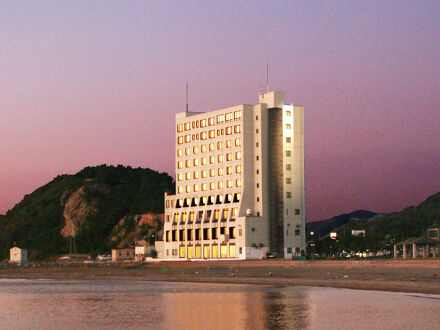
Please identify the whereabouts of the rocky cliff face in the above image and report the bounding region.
[110,213,164,248]
[61,181,109,238]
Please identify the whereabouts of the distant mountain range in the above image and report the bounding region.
[306,210,382,241]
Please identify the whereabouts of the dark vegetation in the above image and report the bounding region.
[312,192,440,256]
[0,165,174,260]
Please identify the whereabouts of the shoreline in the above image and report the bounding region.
[2,259,440,295]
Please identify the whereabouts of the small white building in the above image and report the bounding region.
[351,230,366,237]
[9,247,28,264]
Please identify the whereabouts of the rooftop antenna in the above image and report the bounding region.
[186,82,189,113]
[266,63,269,94]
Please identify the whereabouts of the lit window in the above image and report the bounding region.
[209,143,214,151]
[226,126,232,135]
[232,208,238,216]
[193,158,199,166]
[177,124,183,132]
[201,157,207,165]
[226,167,233,174]
[184,148,190,156]
[286,137,291,143]
[218,181,224,189]
[225,113,231,122]
[177,161,183,169]
[285,110,291,116]
[193,146,198,154]
[194,184,199,192]
[185,135,191,143]
[194,171,199,179]
[210,169,215,177]
[234,110,242,119]
[201,132,207,140]
[226,153,232,161]
[201,144,207,153]
[236,179,242,187]
[208,117,215,126]
[209,130,215,138]
[178,186,183,194]
[202,183,207,191]
[285,124,291,130]
[218,168,224,176]
[177,149,183,157]
[217,114,225,123]
[209,156,215,164]
[234,125,241,133]
[235,151,242,160]
[218,154,224,163]
[235,138,241,146]
[186,172,191,180]
[192,121,196,129]
[210,182,215,190]
[184,122,191,131]
[201,119,207,127]
[202,170,207,178]
[227,180,232,188]
[186,185,191,193]
[178,136,183,144]
[217,141,223,150]
[226,140,232,148]
[223,209,229,219]
[177,173,183,181]
[185,160,191,168]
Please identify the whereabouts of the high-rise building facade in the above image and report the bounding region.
[161,91,305,259]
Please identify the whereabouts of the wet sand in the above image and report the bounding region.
[1,259,440,294]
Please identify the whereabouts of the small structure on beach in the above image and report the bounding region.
[9,247,28,264]
[394,227,440,259]
[111,248,134,262]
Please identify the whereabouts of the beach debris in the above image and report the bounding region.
[343,275,349,278]
[268,272,273,276]
[195,271,198,274]
[433,273,438,278]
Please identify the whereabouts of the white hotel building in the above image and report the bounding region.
[161,91,305,259]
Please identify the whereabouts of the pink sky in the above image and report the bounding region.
[1,1,439,221]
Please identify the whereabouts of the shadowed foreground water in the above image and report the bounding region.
[0,279,439,329]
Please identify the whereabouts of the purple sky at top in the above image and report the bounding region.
[0,1,439,221]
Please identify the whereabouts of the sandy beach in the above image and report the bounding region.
[1,259,440,294]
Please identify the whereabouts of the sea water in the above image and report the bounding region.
[0,279,439,329]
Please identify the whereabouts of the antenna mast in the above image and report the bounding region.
[266,63,269,93]
[186,82,188,113]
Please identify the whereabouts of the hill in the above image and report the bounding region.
[313,192,440,255]
[307,210,380,240]
[0,165,174,260]
[341,191,440,241]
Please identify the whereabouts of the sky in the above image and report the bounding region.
[0,1,439,221]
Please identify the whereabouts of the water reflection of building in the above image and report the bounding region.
[161,287,309,329]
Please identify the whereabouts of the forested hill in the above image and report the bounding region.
[341,191,440,242]
[0,165,174,260]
